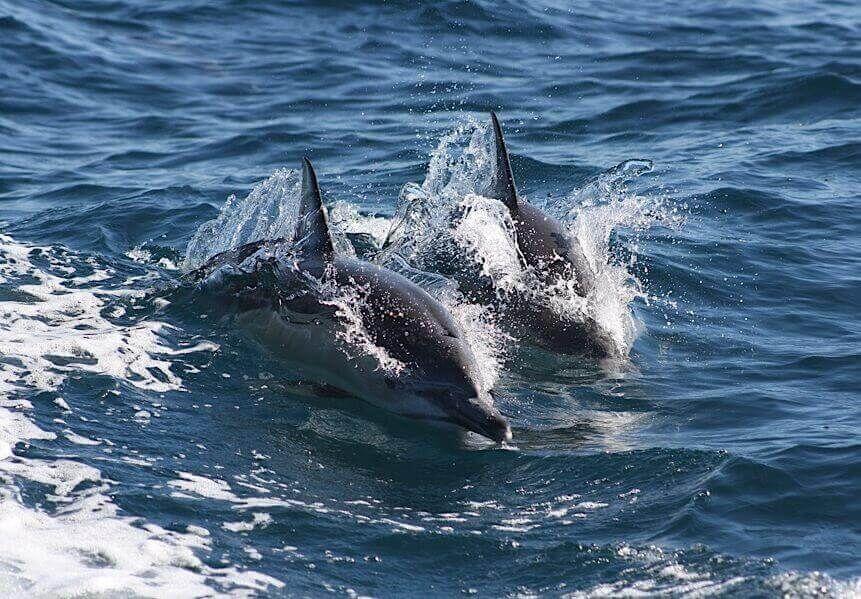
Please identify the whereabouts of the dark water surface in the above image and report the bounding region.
[0,0,859,596]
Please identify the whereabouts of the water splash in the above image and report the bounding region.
[452,193,524,293]
[380,116,501,265]
[327,201,390,253]
[442,296,510,392]
[323,284,407,377]
[184,168,301,270]
[379,117,680,359]
[184,168,359,270]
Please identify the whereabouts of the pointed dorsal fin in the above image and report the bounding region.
[296,157,334,261]
[489,111,519,213]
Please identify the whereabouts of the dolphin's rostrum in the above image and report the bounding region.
[190,158,511,444]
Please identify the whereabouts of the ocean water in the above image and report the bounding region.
[1,0,859,596]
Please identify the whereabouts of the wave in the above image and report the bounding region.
[763,141,861,168]
[720,72,861,123]
[0,234,283,595]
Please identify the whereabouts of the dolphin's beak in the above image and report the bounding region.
[449,395,512,444]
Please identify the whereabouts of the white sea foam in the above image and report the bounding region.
[126,245,181,271]
[0,235,194,395]
[223,512,273,533]
[0,413,281,596]
[0,482,283,598]
[169,471,240,502]
[567,544,859,599]
[0,235,278,596]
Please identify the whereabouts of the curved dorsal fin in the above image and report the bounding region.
[489,111,519,213]
[296,157,334,261]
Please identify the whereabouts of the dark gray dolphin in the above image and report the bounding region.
[489,112,594,296]
[191,159,511,444]
[485,112,613,357]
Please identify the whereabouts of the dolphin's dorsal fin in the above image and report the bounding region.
[296,157,334,261]
[489,111,519,213]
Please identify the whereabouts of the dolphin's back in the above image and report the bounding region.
[514,202,593,292]
[334,257,460,336]
[515,202,572,274]
[192,247,478,383]
[332,256,479,384]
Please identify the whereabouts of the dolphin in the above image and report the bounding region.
[485,111,612,356]
[489,112,593,295]
[189,158,511,444]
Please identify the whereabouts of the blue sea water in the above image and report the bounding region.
[0,0,859,596]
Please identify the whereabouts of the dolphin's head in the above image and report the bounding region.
[432,388,511,444]
[334,257,512,444]
[393,356,512,444]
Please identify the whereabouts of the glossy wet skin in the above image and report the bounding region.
[191,244,511,444]
[512,201,594,296]
[505,292,610,358]
[504,202,614,357]
[332,256,511,443]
